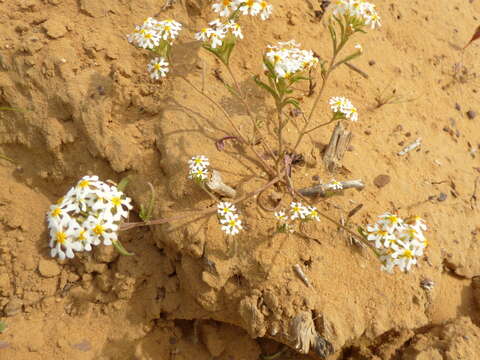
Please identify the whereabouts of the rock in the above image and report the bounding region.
[38,259,61,277]
[200,323,226,357]
[42,19,67,39]
[0,273,11,296]
[373,174,391,188]
[437,192,448,201]
[94,245,118,263]
[79,0,107,18]
[467,110,477,119]
[3,298,23,317]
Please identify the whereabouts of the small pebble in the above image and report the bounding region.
[364,129,372,135]
[466,110,477,119]
[368,60,376,66]
[373,174,391,188]
[455,103,461,111]
[438,192,448,201]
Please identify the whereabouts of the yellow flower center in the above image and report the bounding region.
[388,215,398,224]
[154,63,162,71]
[223,0,231,5]
[56,232,67,244]
[78,230,86,241]
[229,220,236,226]
[51,207,62,217]
[112,197,122,206]
[145,33,152,39]
[261,1,267,9]
[246,0,254,6]
[93,225,105,236]
[79,180,90,188]
[401,250,413,259]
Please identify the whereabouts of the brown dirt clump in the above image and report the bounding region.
[1,0,480,359]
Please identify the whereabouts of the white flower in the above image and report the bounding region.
[195,27,211,42]
[328,179,343,190]
[329,96,358,121]
[366,224,396,249]
[188,155,210,170]
[239,0,261,16]
[217,202,237,217]
[305,206,320,222]
[85,216,119,246]
[189,167,209,182]
[212,0,240,17]
[378,213,404,232]
[49,217,83,260]
[274,210,288,222]
[225,20,243,39]
[147,57,169,80]
[355,43,363,52]
[390,240,423,272]
[158,19,182,42]
[290,202,308,220]
[405,215,427,232]
[258,1,273,20]
[329,96,348,113]
[220,213,243,235]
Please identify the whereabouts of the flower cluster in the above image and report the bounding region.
[217,202,243,235]
[365,214,428,273]
[188,155,210,182]
[47,176,132,260]
[329,96,358,122]
[195,19,243,49]
[264,40,319,80]
[331,0,381,29]
[127,18,182,80]
[127,18,182,49]
[212,0,273,20]
[274,201,320,232]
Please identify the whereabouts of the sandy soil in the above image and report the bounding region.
[1,0,480,359]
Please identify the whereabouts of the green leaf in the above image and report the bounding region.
[333,51,361,70]
[253,75,279,101]
[112,240,135,256]
[117,176,130,192]
[224,82,240,98]
[282,98,300,109]
[0,321,7,333]
[139,182,156,222]
[0,107,26,112]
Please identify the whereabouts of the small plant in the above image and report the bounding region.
[47,1,430,275]
[0,320,7,333]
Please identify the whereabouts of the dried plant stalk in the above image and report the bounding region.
[298,179,365,197]
[206,170,237,198]
[323,121,352,172]
[290,311,334,358]
[398,138,422,156]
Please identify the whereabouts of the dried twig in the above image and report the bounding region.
[345,62,368,79]
[298,179,365,197]
[398,138,422,156]
[323,121,352,172]
[293,264,311,288]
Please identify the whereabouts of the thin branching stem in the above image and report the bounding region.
[224,64,278,164]
[180,75,275,176]
[120,174,283,231]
